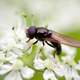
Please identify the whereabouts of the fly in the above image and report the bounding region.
[26,26,80,55]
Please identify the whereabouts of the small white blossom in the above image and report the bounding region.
[0,59,35,80]
[43,57,65,77]
[5,71,22,80]
[34,54,45,70]
[43,70,57,80]
[0,25,35,80]
[33,46,80,80]
[21,66,35,79]
[0,64,12,75]
[0,52,6,65]
[75,61,80,70]
[0,48,23,65]
[63,64,80,80]
[34,54,64,79]
[62,45,76,55]
[61,55,76,66]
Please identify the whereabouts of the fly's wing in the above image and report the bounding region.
[48,31,80,48]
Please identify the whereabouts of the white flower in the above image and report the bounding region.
[5,67,35,80]
[5,71,22,80]
[34,50,80,80]
[21,66,34,79]
[43,57,64,77]
[0,48,23,65]
[62,45,76,55]
[0,59,35,80]
[0,20,36,80]
[61,55,76,66]
[62,45,77,65]
[33,54,45,70]
[0,25,30,63]
[43,70,57,80]
[0,35,16,51]
[75,61,80,70]
[0,64,12,75]
[0,52,6,65]
[63,64,80,80]
[34,54,64,79]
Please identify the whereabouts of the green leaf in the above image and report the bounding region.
[32,71,43,80]
[21,45,38,67]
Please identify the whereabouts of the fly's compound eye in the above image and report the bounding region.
[26,26,37,39]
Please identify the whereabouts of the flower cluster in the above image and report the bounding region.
[34,44,80,80]
[0,24,80,80]
[0,26,35,80]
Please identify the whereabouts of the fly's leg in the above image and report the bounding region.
[26,39,38,45]
[33,40,45,53]
[42,41,45,46]
[26,39,31,43]
[45,41,55,47]
[45,41,56,57]
[45,41,61,56]
[26,39,38,52]
[33,40,38,45]
[38,41,45,53]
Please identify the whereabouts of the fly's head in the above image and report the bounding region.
[26,26,37,39]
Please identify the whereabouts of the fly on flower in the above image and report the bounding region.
[26,26,80,55]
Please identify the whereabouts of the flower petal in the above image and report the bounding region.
[6,51,18,62]
[33,54,45,70]
[54,64,65,77]
[74,76,80,80]
[11,48,23,57]
[4,71,22,80]
[63,65,77,80]
[21,67,35,79]
[62,45,76,55]
[75,61,80,70]
[0,53,6,63]
[0,64,12,75]
[43,70,57,80]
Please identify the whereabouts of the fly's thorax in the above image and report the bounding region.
[34,28,52,41]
